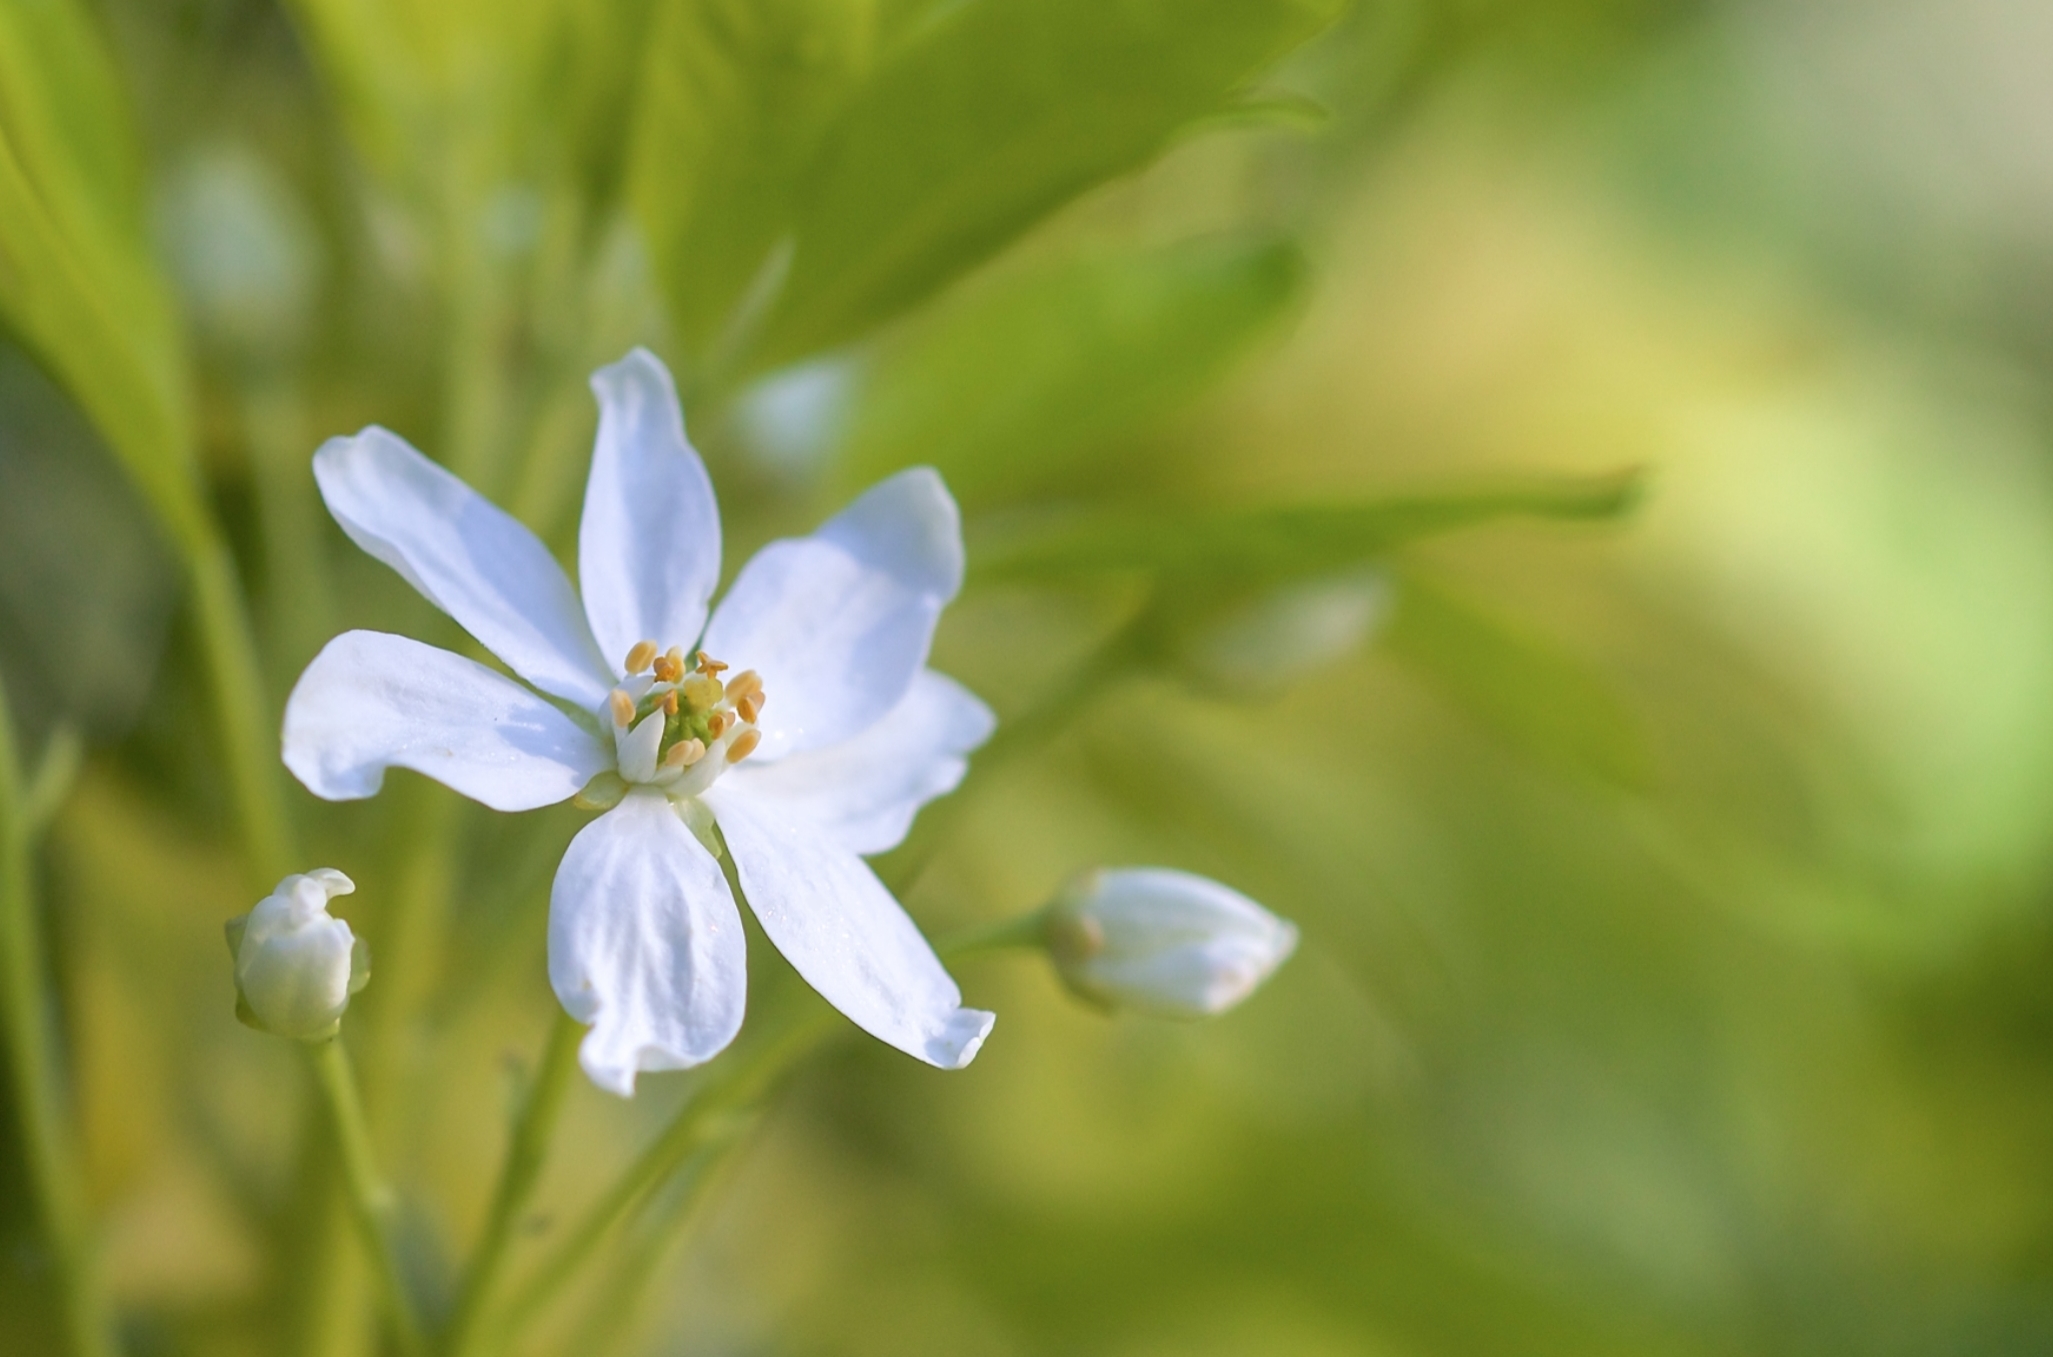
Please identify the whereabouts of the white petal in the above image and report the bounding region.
[548,791,747,1096]
[706,785,992,1069]
[701,468,963,760]
[578,350,722,670]
[725,669,993,855]
[315,427,615,709]
[616,708,666,785]
[283,630,611,811]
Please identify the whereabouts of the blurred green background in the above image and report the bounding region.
[9,0,2053,1354]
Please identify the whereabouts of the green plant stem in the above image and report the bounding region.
[578,1116,762,1357]
[491,1012,839,1349]
[936,909,1050,957]
[442,1009,584,1357]
[0,680,117,1357]
[239,375,335,685]
[308,1038,428,1357]
[189,528,297,886]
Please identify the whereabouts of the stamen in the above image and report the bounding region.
[651,647,684,683]
[707,711,730,739]
[659,689,679,716]
[681,674,723,711]
[662,738,706,770]
[694,651,729,675]
[736,693,761,725]
[607,688,635,728]
[726,729,761,763]
[624,640,658,675]
[726,670,762,702]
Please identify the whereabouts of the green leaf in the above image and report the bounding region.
[0,339,177,754]
[1382,570,1651,789]
[834,237,1306,504]
[630,0,879,377]
[971,469,1646,583]
[0,0,195,544]
[747,0,1345,367]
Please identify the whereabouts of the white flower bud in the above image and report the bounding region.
[225,869,370,1041]
[1045,868,1298,1018]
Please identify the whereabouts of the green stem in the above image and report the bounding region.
[188,529,297,886]
[577,1116,762,1357]
[875,621,1144,896]
[0,679,117,1357]
[442,1010,584,1357]
[307,1038,428,1357]
[239,375,335,685]
[936,909,1050,958]
[491,1012,838,1348]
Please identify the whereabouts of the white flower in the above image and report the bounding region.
[1045,868,1298,1018]
[226,869,369,1041]
[283,349,996,1094]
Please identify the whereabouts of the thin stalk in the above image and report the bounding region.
[0,679,117,1357]
[875,621,1144,895]
[935,909,1049,958]
[491,1013,839,1348]
[442,1010,584,1357]
[187,530,297,886]
[577,1117,760,1357]
[239,375,335,684]
[307,1038,428,1357]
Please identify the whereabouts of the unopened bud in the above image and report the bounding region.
[225,869,371,1041]
[1045,868,1297,1018]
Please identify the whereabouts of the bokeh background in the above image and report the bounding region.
[8,0,2053,1354]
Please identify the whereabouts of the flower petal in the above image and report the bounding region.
[548,790,747,1096]
[706,784,992,1069]
[724,669,993,855]
[701,468,963,760]
[283,630,611,811]
[315,427,614,709]
[578,350,722,671]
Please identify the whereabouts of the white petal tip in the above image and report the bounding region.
[581,1051,640,1099]
[576,1027,721,1099]
[922,1008,995,1070]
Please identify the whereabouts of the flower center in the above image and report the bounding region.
[606,643,765,796]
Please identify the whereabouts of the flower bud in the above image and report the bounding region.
[1044,868,1298,1018]
[225,869,370,1041]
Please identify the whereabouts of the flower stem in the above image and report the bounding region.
[490,1012,838,1348]
[188,528,298,886]
[573,1116,762,1357]
[936,909,1050,958]
[307,1038,428,1357]
[875,621,1145,896]
[441,1009,584,1357]
[0,678,118,1357]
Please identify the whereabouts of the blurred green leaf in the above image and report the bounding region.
[747,0,1345,367]
[0,0,195,541]
[1385,569,1650,789]
[835,237,1306,503]
[631,0,878,376]
[0,339,176,755]
[971,468,1644,583]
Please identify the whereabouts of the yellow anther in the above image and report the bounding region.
[726,729,761,763]
[736,693,761,725]
[707,711,730,739]
[695,651,729,675]
[658,689,679,716]
[651,648,684,683]
[680,673,723,711]
[624,640,658,674]
[726,669,762,702]
[607,689,635,728]
[661,738,706,770]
